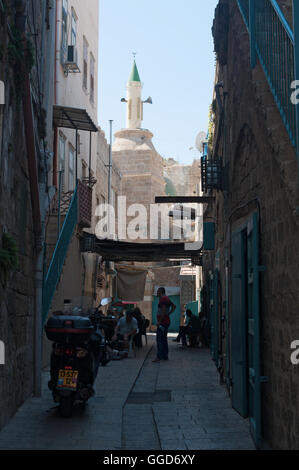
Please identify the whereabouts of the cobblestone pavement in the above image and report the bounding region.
[0,334,255,450]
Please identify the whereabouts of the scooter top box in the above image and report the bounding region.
[45,315,94,344]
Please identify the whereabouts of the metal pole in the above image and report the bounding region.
[89,131,92,186]
[293,0,299,183]
[57,169,63,238]
[249,0,256,68]
[108,120,113,235]
[75,128,78,182]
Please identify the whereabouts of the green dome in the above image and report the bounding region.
[164,177,177,196]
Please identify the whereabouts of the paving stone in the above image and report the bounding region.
[0,338,255,451]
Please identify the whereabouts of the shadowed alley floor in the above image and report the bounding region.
[0,334,255,450]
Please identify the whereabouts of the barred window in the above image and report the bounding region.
[90,53,95,104]
[68,145,75,191]
[71,10,77,46]
[83,37,88,90]
[61,0,68,60]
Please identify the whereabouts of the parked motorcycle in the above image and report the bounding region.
[45,296,112,418]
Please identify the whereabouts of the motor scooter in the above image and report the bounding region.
[45,297,112,417]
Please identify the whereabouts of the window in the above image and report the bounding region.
[90,53,95,104]
[68,145,75,191]
[59,134,66,171]
[83,37,88,90]
[82,160,87,179]
[61,0,68,61]
[71,10,77,46]
[59,134,66,190]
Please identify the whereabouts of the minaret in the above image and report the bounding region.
[126,59,142,129]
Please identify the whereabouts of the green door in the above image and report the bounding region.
[247,212,263,449]
[209,273,215,358]
[209,270,219,365]
[152,295,181,333]
[231,213,264,448]
[231,229,248,417]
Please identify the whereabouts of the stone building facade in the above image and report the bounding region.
[203,0,299,449]
[112,61,167,321]
[0,1,56,429]
[42,2,122,364]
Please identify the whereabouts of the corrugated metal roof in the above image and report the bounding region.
[53,105,98,132]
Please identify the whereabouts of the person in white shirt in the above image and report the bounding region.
[112,310,138,354]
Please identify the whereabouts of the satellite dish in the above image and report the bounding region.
[195,131,207,153]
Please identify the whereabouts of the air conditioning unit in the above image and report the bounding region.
[64,45,80,74]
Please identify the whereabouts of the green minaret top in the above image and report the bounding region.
[128,60,141,82]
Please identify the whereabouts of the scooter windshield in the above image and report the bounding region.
[64,296,95,317]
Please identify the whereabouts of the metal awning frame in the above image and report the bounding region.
[53,105,98,185]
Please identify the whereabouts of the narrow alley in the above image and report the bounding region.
[0,337,254,451]
[1,0,299,454]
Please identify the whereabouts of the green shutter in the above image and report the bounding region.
[209,269,219,364]
[231,229,248,417]
[213,269,219,366]
[247,211,264,448]
[203,222,215,250]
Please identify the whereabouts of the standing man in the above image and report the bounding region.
[152,287,176,363]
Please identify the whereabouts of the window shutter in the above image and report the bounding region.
[231,229,248,417]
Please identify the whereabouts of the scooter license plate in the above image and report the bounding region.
[57,369,78,390]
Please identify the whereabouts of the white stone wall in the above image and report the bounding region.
[126,81,143,129]
[54,0,99,188]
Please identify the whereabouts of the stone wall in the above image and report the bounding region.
[0,1,45,430]
[206,0,299,449]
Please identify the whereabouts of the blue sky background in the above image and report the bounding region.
[98,0,218,164]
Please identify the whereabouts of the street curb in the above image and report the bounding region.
[121,342,154,448]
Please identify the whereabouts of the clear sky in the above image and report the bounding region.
[98,0,218,165]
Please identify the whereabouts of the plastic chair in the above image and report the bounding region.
[140,319,150,345]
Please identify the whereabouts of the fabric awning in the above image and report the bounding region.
[80,233,202,264]
[53,105,98,132]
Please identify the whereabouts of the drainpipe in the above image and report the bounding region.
[53,0,61,187]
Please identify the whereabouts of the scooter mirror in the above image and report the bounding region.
[100,297,112,306]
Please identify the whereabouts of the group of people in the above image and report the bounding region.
[109,286,208,363]
[56,291,208,363]
[110,307,147,356]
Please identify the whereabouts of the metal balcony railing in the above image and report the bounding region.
[42,185,78,326]
[237,0,297,147]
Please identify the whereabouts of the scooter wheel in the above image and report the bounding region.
[59,396,73,418]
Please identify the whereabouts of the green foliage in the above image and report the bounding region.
[0,232,18,286]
